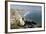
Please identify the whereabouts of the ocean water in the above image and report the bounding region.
[25,10,42,26]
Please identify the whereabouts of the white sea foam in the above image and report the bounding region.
[24,11,30,16]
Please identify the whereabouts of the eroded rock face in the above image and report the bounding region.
[10,10,25,29]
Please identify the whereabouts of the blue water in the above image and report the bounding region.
[25,10,42,25]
